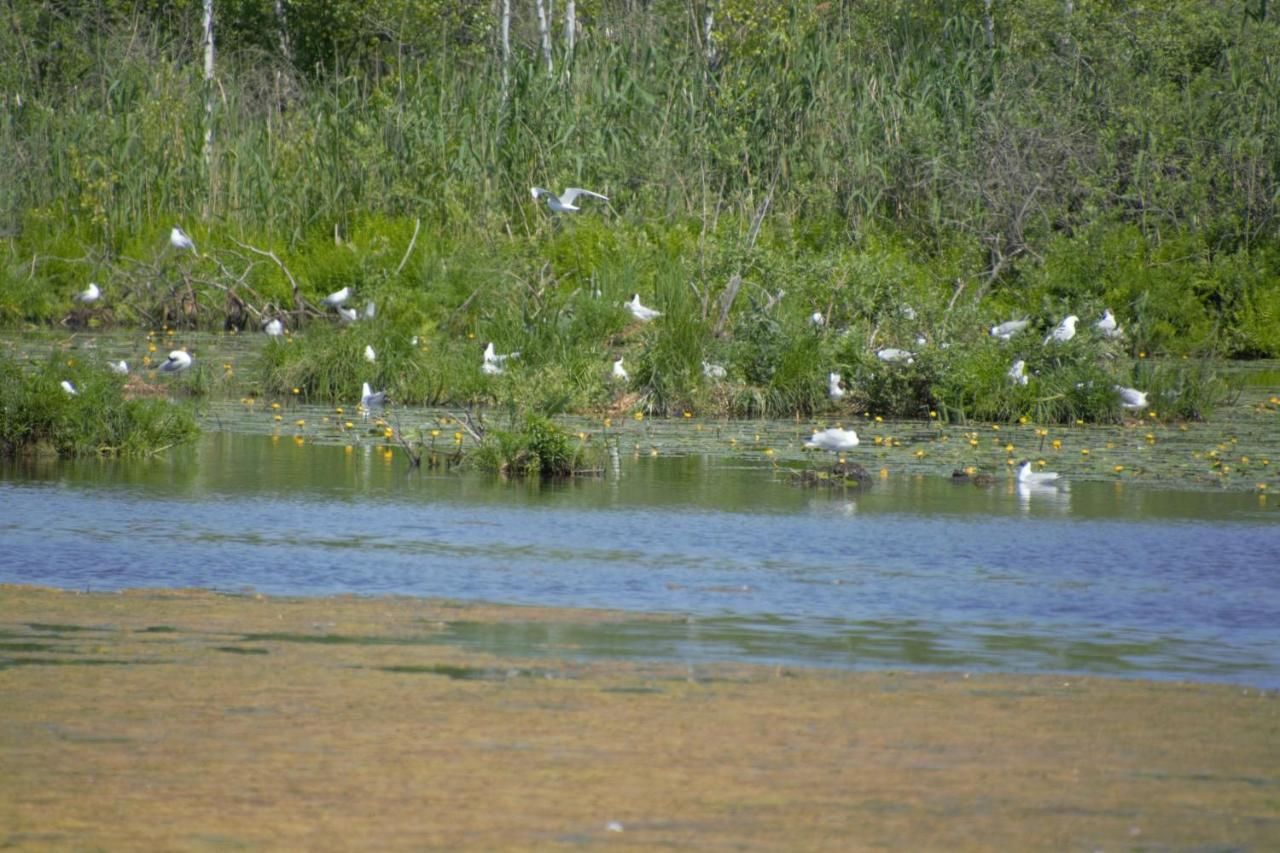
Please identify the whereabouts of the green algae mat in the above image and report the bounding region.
[1,585,1277,850]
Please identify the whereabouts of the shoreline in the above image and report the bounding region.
[2,584,1277,849]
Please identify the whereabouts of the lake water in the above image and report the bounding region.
[3,432,1278,687]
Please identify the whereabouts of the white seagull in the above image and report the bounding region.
[828,372,846,403]
[876,348,915,365]
[336,306,358,324]
[1096,308,1123,339]
[809,311,826,328]
[322,287,351,308]
[989,319,1029,341]
[360,382,386,410]
[804,427,860,452]
[363,345,376,364]
[158,350,192,373]
[264,318,284,337]
[483,342,519,367]
[1115,385,1149,410]
[170,226,196,253]
[531,186,608,214]
[108,360,128,375]
[1008,359,1029,386]
[1044,315,1079,344]
[625,293,661,322]
[612,356,629,382]
[364,300,376,320]
[74,283,101,304]
[60,380,77,396]
[702,361,727,380]
[1017,461,1061,486]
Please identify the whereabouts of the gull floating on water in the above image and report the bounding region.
[530,186,608,213]
[1044,315,1078,345]
[170,226,196,253]
[363,345,376,364]
[828,372,846,403]
[158,350,192,373]
[74,283,100,304]
[702,361,727,380]
[989,319,1029,341]
[876,348,915,365]
[264,318,284,337]
[804,427,860,452]
[1016,460,1061,486]
[1096,308,1123,339]
[108,360,128,376]
[60,380,77,396]
[360,382,386,410]
[625,293,661,322]
[322,287,351,308]
[1008,359,1029,386]
[612,356,629,382]
[1115,385,1148,409]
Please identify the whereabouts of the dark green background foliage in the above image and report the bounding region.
[1,0,1277,424]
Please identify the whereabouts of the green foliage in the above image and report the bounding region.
[0,353,200,457]
[470,414,600,478]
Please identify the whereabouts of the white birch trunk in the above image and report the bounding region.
[982,0,995,49]
[501,0,512,102]
[565,0,575,60]
[202,0,215,216]
[535,0,553,74]
[704,4,716,66]
[273,0,292,65]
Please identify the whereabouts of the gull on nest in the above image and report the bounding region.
[1044,315,1078,345]
[74,283,101,304]
[989,319,1029,341]
[483,342,519,367]
[264,318,284,337]
[625,293,661,322]
[170,226,196,253]
[1115,385,1148,410]
[1096,308,1123,339]
[876,348,915,365]
[322,287,351,308]
[158,350,192,373]
[702,361,727,380]
[612,356,629,382]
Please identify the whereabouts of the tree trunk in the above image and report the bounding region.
[565,0,575,63]
[202,0,216,218]
[982,0,995,49]
[535,0,553,74]
[501,0,512,102]
[273,0,292,65]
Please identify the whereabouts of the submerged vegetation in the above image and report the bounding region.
[2,1,1277,427]
[0,354,200,458]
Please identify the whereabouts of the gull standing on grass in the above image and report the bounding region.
[876,348,915,365]
[60,380,77,396]
[74,283,101,304]
[336,306,358,324]
[1008,359,1029,386]
[612,357,629,382]
[264,318,284,337]
[170,227,196,253]
[1044,315,1078,345]
[1096,308,1123,339]
[322,287,351,308]
[364,345,376,364]
[828,372,846,403]
[109,360,128,376]
[530,186,608,214]
[483,342,519,370]
[804,428,860,452]
[989,319,1029,341]
[625,293,661,322]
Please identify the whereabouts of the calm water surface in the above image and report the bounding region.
[3,433,1278,687]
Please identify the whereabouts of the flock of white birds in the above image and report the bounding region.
[59,201,1142,491]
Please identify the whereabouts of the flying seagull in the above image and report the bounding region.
[530,186,608,213]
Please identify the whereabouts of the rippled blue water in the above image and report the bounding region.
[3,433,1278,686]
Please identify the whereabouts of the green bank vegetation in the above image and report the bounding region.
[2,1,1277,427]
[0,353,200,457]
